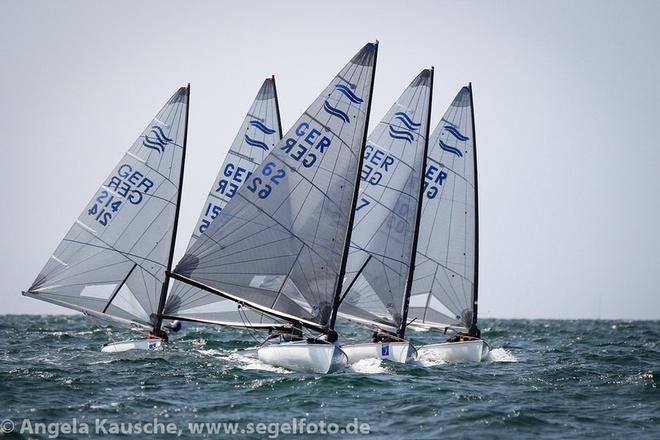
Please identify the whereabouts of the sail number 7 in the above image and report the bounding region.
[246,161,286,199]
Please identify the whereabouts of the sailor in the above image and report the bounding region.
[147,328,169,343]
[307,325,338,345]
[371,328,399,343]
[468,322,481,339]
[165,320,182,332]
[265,322,303,342]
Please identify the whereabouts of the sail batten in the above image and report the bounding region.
[174,43,378,331]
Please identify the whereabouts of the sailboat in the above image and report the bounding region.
[22,86,190,352]
[169,42,379,374]
[337,69,434,364]
[408,84,490,362]
[161,77,287,330]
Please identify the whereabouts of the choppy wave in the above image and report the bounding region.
[1,316,658,439]
[348,358,389,374]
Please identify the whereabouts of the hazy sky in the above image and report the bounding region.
[1,0,658,320]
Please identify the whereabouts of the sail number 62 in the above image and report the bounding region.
[247,161,286,199]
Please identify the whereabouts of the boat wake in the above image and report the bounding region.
[412,353,448,368]
[228,352,292,374]
[485,348,517,362]
[348,358,389,374]
[195,348,292,373]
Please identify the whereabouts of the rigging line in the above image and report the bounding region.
[102,263,138,313]
[337,255,372,307]
[238,305,266,345]
[270,245,305,308]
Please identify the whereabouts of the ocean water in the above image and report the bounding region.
[0,316,657,439]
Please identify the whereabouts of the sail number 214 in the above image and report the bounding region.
[246,161,286,199]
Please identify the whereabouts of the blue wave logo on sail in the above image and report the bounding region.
[142,125,172,154]
[438,140,463,157]
[334,84,363,104]
[389,112,420,143]
[249,120,276,135]
[323,100,350,123]
[438,125,469,157]
[244,134,269,151]
[389,126,415,143]
[393,112,421,131]
[443,125,469,141]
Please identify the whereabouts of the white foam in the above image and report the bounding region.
[196,348,223,356]
[228,351,291,374]
[413,352,448,367]
[485,347,517,363]
[348,358,388,374]
[196,348,291,373]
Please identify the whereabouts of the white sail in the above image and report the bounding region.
[24,87,189,328]
[163,78,284,328]
[172,43,378,331]
[338,70,433,332]
[407,86,476,329]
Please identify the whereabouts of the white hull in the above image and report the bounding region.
[341,342,416,364]
[257,342,348,374]
[101,338,163,353]
[417,339,489,363]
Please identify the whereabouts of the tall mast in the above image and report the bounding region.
[271,75,284,138]
[469,82,480,326]
[397,68,434,338]
[328,41,379,330]
[155,84,190,332]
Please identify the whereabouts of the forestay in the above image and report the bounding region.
[164,78,284,328]
[338,70,433,332]
[172,43,378,331]
[24,87,189,329]
[407,86,477,329]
